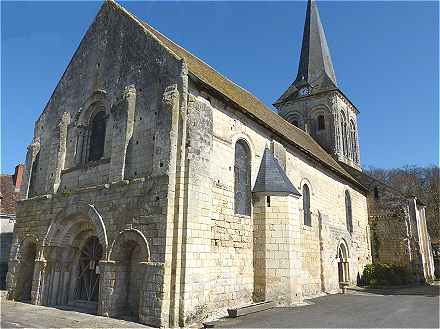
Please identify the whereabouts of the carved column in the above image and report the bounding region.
[109,85,136,182]
[327,94,340,156]
[97,260,116,318]
[74,125,88,166]
[32,259,47,305]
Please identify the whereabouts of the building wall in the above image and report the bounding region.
[348,170,436,282]
[9,2,373,327]
[19,1,182,199]
[178,83,371,323]
[7,2,185,327]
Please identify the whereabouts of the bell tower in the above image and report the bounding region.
[274,0,361,170]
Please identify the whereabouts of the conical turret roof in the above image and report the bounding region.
[253,148,301,195]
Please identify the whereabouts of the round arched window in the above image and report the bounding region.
[88,111,106,162]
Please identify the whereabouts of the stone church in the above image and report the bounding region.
[6,0,434,327]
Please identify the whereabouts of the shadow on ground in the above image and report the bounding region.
[351,284,440,297]
[212,285,440,328]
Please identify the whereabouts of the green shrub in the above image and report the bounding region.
[361,263,414,287]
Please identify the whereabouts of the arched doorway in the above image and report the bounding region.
[76,236,103,303]
[337,242,349,283]
[41,203,108,311]
[16,240,37,302]
[109,229,150,321]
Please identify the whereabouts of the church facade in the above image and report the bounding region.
[6,0,432,327]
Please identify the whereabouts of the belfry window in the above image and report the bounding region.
[345,190,353,233]
[341,112,348,157]
[234,140,251,216]
[303,184,311,226]
[88,111,106,162]
[350,120,357,162]
[317,115,325,130]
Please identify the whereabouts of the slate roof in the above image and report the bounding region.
[275,0,338,105]
[107,0,366,191]
[253,148,301,195]
[0,175,19,217]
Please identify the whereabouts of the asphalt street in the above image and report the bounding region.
[214,285,440,328]
[1,285,439,328]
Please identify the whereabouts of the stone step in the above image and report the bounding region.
[227,300,276,318]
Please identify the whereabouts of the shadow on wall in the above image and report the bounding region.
[0,232,14,289]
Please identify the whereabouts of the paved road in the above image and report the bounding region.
[1,286,439,328]
[0,298,150,328]
[214,285,440,328]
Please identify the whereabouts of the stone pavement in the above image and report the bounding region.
[213,285,440,328]
[1,285,439,328]
[1,294,150,328]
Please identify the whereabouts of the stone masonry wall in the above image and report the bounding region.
[181,82,371,323]
[9,2,186,327]
[20,1,182,198]
[347,170,436,282]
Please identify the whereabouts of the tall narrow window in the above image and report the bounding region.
[350,120,357,162]
[341,112,348,157]
[345,190,353,233]
[88,111,106,162]
[303,184,311,226]
[317,115,325,130]
[234,140,251,216]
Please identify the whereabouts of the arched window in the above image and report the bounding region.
[317,115,325,131]
[286,113,301,129]
[341,112,348,157]
[349,120,357,161]
[88,111,106,162]
[234,140,251,216]
[338,242,349,282]
[345,190,353,233]
[303,184,311,226]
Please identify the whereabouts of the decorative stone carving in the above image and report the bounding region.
[162,84,179,112]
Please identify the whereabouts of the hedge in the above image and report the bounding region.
[362,263,415,287]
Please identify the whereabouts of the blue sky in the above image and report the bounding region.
[1,1,438,174]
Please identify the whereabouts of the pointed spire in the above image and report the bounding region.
[275,0,338,105]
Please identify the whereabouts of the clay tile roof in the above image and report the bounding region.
[0,175,19,217]
[108,0,365,191]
